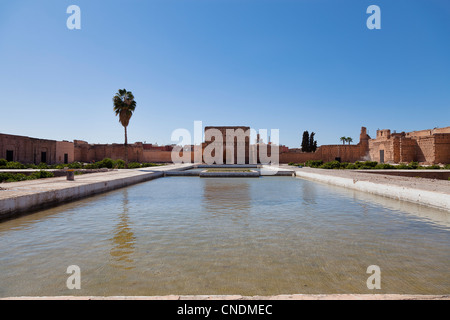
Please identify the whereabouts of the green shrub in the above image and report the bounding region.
[84,163,98,169]
[6,161,25,169]
[288,162,294,166]
[444,164,450,170]
[113,159,125,169]
[96,158,114,169]
[319,161,342,169]
[8,173,28,182]
[408,161,419,169]
[29,170,54,179]
[396,164,412,169]
[362,161,378,168]
[127,162,142,169]
[37,162,49,169]
[0,173,28,182]
[0,173,13,182]
[0,159,7,166]
[339,162,349,169]
[374,163,396,169]
[68,162,83,169]
[304,160,323,168]
[141,162,161,167]
[424,165,441,169]
[346,164,357,169]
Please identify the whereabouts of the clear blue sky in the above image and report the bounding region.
[1,0,449,147]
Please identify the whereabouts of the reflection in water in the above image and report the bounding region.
[0,177,448,297]
[201,179,251,217]
[110,189,136,270]
[301,181,317,205]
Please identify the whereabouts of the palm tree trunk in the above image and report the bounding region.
[124,126,128,169]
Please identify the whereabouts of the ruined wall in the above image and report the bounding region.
[279,149,323,164]
[0,133,57,164]
[56,141,75,164]
[319,145,363,162]
[74,141,194,163]
[398,138,416,163]
[74,141,144,163]
[434,134,450,164]
[368,126,450,164]
[142,150,174,163]
[406,127,450,138]
[279,145,363,163]
[414,136,435,164]
[368,139,395,163]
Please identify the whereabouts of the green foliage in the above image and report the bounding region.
[6,161,26,169]
[0,173,15,182]
[304,160,323,168]
[141,162,161,167]
[301,131,318,152]
[29,170,54,179]
[362,161,378,168]
[113,159,125,169]
[346,164,357,169]
[37,162,49,169]
[374,163,396,169]
[0,159,7,166]
[408,161,419,169]
[444,164,450,170]
[0,170,53,183]
[95,158,114,169]
[83,163,98,169]
[319,161,342,169]
[127,162,142,169]
[7,173,28,182]
[424,165,441,169]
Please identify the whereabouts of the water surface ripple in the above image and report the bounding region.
[0,177,448,297]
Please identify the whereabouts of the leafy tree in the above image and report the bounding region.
[340,136,347,145]
[301,131,310,152]
[309,132,317,152]
[301,130,317,152]
[113,89,137,168]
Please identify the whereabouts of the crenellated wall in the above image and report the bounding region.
[368,127,450,164]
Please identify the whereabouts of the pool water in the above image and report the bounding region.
[0,176,448,297]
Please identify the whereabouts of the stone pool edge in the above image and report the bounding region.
[294,169,450,212]
[1,294,448,300]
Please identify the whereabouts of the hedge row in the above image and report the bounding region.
[288,160,449,170]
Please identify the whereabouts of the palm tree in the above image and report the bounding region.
[113,89,136,168]
[340,136,347,145]
[347,137,353,145]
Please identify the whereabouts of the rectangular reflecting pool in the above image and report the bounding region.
[0,176,448,297]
